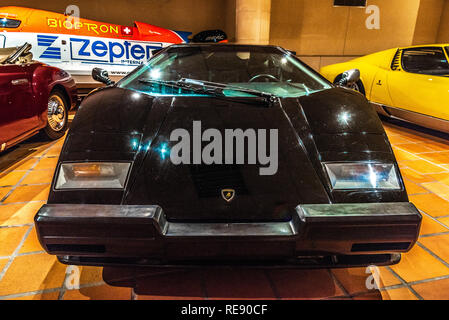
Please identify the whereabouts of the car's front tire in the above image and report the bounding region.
[44,89,69,140]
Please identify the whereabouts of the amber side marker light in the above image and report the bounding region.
[71,163,115,178]
[55,162,131,189]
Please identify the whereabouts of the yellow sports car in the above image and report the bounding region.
[320,44,449,133]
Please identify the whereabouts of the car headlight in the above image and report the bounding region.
[55,162,131,189]
[324,162,400,190]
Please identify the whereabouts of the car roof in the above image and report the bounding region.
[170,43,286,50]
[399,43,449,49]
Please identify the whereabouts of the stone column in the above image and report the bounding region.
[235,0,271,44]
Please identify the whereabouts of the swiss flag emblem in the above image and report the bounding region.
[121,26,133,36]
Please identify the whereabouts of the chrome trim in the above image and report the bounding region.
[384,105,449,134]
[11,78,29,85]
[369,101,390,117]
[47,95,66,132]
[370,101,449,134]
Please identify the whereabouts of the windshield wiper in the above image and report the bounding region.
[138,79,185,90]
[182,78,277,102]
[285,80,312,95]
[4,42,32,65]
[138,78,277,104]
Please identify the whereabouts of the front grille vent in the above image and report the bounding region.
[190,164,249,198]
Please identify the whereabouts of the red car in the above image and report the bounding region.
[0,43,77,152]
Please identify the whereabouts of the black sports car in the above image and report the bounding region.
[35,44,422,268]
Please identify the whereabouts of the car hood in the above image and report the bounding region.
[50,87,407,221]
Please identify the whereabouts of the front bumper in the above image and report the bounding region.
[35,202,421,268]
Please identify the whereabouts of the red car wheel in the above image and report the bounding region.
[44,89,69,140]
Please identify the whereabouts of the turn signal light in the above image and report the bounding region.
[55,162,131,189]
[71,163,115,178]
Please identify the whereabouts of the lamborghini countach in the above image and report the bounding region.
[35,44,421,268]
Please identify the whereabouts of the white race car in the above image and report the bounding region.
[0,6,227,95]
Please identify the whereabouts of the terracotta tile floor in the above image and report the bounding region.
[1,115,449,300]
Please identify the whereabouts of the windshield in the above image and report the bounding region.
[0,18,21,28]
[118,45,332,98]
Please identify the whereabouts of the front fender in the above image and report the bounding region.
[321,61,380,101]
[32,64,78,125]
[320,62,354,83]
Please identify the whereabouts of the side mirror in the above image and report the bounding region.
[338,69,360,87]
[92,67,114,85]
